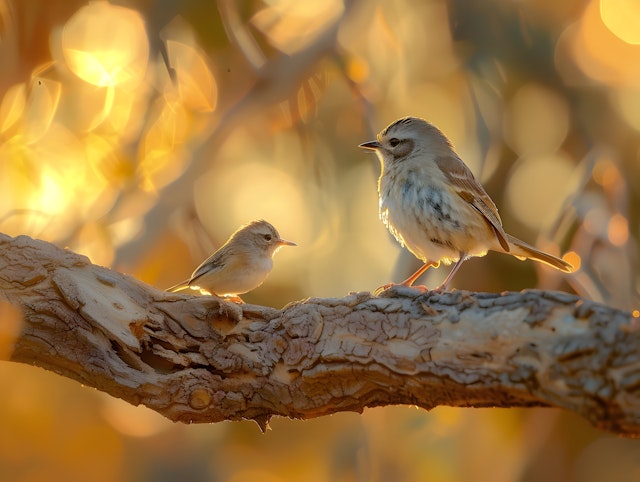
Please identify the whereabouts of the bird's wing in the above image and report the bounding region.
[166,279,190,292]
[435,155,510,252]
[166,242,232,292]
[187,246,231,284]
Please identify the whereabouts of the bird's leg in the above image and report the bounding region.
[435,253,468,290]
[402,261,439,286]
[374,261,438,296]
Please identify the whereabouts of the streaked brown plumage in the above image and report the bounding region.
[359,116,572,290]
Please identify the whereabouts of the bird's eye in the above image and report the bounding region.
[389,138,400,147]
[264,234,272,241]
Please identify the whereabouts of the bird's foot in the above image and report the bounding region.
[223,295,245,304]
[373,283,395,296]
[432,278,456,291]
[374,283,429,296]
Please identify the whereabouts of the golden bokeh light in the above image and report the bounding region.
[15,123,94,239]
[1,1,639,480]
[505,153,577,230]
[165,39,218,112]
[195,159,313,250]
[0,83,25,135]
[607,212,629,247]
[61,2,148,87]
[251,0,344,55]
[600,0,640,45]
[70,221,115,267]
[503,83,569,156]
[30,124,84,181]
[563,0,640,85]
[338,0,458,98]
[0,144,30,205]
[610,87,640,132]
[563,251,582,271]
[0,0,220,266]
[102,86,143,138]
[23,77,61,143]
[346,56,369,83]
[592,157,621,189]
[138,100,191,192]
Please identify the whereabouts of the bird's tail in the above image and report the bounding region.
[506,234,573,273]
[166,280,190,292]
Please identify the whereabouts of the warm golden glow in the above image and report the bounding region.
[346,56,369,83]
[138,100,190,192]
[607,213,629,247]
[592,157,621,189]
[395,81,470,165]
[101,397,169,438]
[610,87,640,131]
[23,77,61,143]
[600,0,640,45]
[0,302,22,360]
[504,83,569,156]
[102,86,139,136]
[196,159,312,242]
[71,222,115,266]
[306,163,400,297]
[61,2,148,87]
[1,1,638,478]
[251,0,344,54]
[565,0,640,85]
[0,83,25,134]
[505,153,577,230]
[0,1,219,267]
[166,40,217,112]
[563,251,582,271]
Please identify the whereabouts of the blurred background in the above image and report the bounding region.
[1,0,639,480]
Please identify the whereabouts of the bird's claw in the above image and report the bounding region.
[373,283,395,296]
[374,283,429,296]
[224,295,245,304]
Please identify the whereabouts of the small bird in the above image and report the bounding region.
[167,220,296,301]
[359,116,572,291]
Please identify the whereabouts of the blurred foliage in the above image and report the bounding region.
[0,0,639,481]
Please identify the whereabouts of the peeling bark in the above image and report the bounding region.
[0,233,638,435]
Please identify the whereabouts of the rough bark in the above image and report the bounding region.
[0,233,638,435]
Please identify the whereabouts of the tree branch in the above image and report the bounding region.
[0,233,638,435]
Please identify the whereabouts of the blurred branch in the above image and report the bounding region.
[1,233,639,435]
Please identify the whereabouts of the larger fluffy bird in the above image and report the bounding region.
[360,116,572,289]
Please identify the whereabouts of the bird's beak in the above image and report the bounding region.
[359,140,381,150]
[278,238,297,247]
